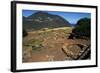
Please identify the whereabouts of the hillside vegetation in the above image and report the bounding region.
[68,18,91,39]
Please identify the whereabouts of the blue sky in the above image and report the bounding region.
[22,10,91,24]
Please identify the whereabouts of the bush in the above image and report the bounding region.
[72,18,91,38]
[23,29,28,37]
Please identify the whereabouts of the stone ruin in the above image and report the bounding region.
[62,43,90,60]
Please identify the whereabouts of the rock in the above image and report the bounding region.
[78,45,91,60]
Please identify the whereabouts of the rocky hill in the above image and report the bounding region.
[23,11,71,31]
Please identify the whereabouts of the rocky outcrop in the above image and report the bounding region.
[62,43,90,60]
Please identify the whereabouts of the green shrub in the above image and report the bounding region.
[23,29,28,37]
[72,18,91,38]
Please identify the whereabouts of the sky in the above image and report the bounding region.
[22,10,91,24]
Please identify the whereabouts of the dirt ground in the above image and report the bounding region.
[22,27,90,63]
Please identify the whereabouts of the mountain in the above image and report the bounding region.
[23,11,71,31]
